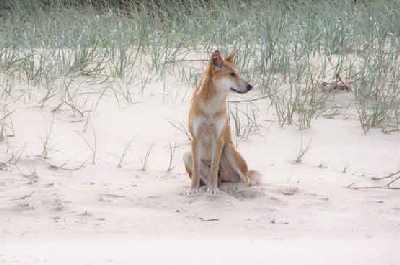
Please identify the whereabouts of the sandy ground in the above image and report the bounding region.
[0,77,400,264]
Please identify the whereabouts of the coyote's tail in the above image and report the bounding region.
[247,170,262,186]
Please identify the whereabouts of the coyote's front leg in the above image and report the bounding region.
[190,138,201,193]
[208,137,224,195]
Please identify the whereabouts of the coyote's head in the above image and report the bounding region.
[208,50,253,94]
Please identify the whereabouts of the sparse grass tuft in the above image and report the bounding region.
[140,144,154,172]
[294,136,312,164]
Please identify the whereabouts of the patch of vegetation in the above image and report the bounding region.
[1,0,400,132]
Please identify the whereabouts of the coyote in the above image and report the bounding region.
[183,50,258,194]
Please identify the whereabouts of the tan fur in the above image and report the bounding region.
[183,50,257,194]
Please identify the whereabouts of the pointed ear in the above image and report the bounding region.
[225,49,237,63]
[211,50,223,69]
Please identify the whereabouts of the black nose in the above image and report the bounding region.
[246,84,253,91]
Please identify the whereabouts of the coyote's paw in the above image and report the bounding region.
[207,186,220,196]
[186,187,200,196]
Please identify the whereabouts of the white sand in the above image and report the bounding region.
[0,75,399,264]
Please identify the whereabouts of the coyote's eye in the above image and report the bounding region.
[230,72,236,77]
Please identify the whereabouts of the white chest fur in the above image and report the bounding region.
[192,115,225,141]
[192,114,226,162]
[191,91,227,138]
